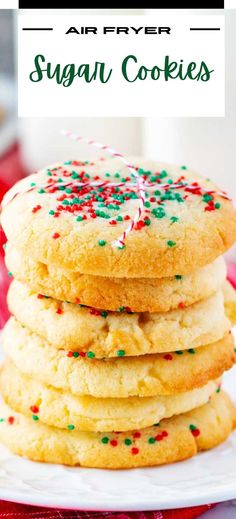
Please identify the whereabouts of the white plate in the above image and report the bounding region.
[0,354,235,510]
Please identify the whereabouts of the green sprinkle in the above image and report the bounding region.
[101,311,108,318]
[144,201,151,208]
[170,216,179,224]
[8,272,13,277]
[175,275,182,280]
[30,182,36,187]
[38,189,45,194]
[160,170,168,178]
[175,350,183,355]
[188,348,196,354]
[73,352,79,358]
[105,173,110,177]
[116,216,123,222]
[167,240,176,247]
[71,172,79,179]
[32,415,39,421]
[49,210,55,215]
[101,436,109,444]
[95,210,110,219]
[98,239,106,247]
[144,218,151,226]
[189,424,196,431]
[124,438,132,446]
[114,173,120,178]
[152,207,166,219]
[64,161,72,165]
[65,188,72,194]
[47,172,52,177]
[117,349,125,357]
[153,422,160,426]
[0,418,4,423]
[76,216,83,222]
[181,165,187,170]
[174,193,183,203]
[150,175,159,183]
[3,243,7,251]
[215,202,221,209]
[216,386,221,393]
[118,244,125,250]
[148,437,156,444]
[67,424,75,430]
[87,351,95,358]
[202,193,213,202]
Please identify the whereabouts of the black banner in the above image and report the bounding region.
[19,0,224,9]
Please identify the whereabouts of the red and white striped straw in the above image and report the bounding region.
[61,130,146,248]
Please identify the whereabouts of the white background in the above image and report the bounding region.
[18,14,225,117]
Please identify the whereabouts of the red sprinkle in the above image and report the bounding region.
[133,432,141,439]
[191,428,200,437]
[204,205,215,212]
[110,439,118,447]
[8,416,15,425]
[162,430,168,438]
[163,354,173,361]
[67,351,73,357]
[134,221,145,231]
[37,294,44,299]
[30,405,39,414]
[32,205,42,214]
[178,302,185,309]
[131,447,139,455]
[56,308,63,315]
[109,220,117,225]
[155,434,164,441]
[52,232,60,239]
[90,308,101,316]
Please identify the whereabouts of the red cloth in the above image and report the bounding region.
[0,502,216,517]
[0,142,28,327]
[0,142,28,195]
[227,263,236,289]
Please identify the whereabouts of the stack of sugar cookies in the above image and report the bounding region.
[0,157,236,469]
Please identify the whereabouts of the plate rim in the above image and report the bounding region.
[0,477,235,511]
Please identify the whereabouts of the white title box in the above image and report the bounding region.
[0,0,17,7]
[18,14,225,117]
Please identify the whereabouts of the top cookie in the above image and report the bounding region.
[1,158,236,278]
